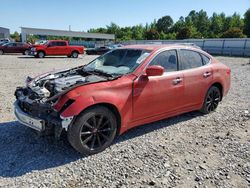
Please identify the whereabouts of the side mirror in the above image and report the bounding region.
[145,65,164,77]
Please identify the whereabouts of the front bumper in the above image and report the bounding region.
[29,51,37,56]
[14,99,73,135]
[14,101,45,131]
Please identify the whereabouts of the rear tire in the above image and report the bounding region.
[0,50,4,55]
[23,50,29,55]
[200,86,221,114]
[71,51,79,58]
[67,106,117,155]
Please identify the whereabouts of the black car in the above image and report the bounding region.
[86,46,113,55]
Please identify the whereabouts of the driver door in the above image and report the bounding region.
[132,50,184,123]
[46,41,59,55]
[5,43,16,53]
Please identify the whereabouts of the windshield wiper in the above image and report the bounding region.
[89,69,113,77]
[82,67,122,79]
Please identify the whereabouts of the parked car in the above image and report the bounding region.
[0,38,10,42]
[29,40,84,58]
[0,42,30,55]
[86,46,112,55]
[14,44,231,155]
[0,41,9,46]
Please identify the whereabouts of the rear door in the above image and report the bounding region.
[178,49,213,108]
[132,50,184,121]
[16,43,24,53]
[56,41,68,55]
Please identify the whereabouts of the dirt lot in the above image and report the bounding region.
[0,54,249,188]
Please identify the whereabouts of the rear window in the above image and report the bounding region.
[201,54,210,65]
[179,50,203,70]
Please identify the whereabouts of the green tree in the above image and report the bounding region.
[209,13,224,37]
[156,15,173,33]
[131,25,145,40]
[176,27,192,39]
[221,28,246,38]
[244,8,250,37]
[172,16,185,33]
[145,29,160,40]
[10,31,20,42]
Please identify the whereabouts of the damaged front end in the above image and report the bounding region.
[14,66,107,138]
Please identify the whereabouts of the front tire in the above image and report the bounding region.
[68,106,117,155]
[200,86,221,114]
[37,51,45,58]
[0,50,4,55]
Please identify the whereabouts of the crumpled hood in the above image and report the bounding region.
[25,67,107,101]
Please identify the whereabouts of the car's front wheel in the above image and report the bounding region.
[0,50,4,55]
[68,106,117,155]
[200,86,221,114]
[37,51,45,58]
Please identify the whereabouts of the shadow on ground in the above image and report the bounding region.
[0,111,202,178]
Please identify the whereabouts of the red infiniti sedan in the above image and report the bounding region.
[14,44,231,155]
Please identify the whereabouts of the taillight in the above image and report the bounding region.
[226,69,231,75]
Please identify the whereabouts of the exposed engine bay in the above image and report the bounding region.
[14,66,116,136]
[15,66,108,104]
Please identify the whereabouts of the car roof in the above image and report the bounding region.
[49,40,67,42]
[121,44,200,52]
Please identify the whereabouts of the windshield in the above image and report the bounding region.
[84,49,151,75]
[42,41,49,45]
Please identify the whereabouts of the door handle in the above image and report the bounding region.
[203,72,211,78]
[173,77,182,85]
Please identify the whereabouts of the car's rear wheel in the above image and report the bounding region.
[68,106,117,155]
[71,51,79,58]
[37,51,45,58]
[200,86,221,114]
[23,50,29,55]
[0,50,4,55]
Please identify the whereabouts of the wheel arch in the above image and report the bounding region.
[77,102,122,136]
[37,50,46,56]
[71,50,79,54]
[210,82,223,100]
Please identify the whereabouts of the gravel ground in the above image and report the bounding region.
[0,54,249,188]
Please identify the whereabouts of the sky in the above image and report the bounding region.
[1,0,249,33]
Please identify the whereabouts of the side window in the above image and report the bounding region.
[57,42,66,46]
[16,43,23,47]
[50,42,57,47]
[201,54,210,65]
[179,50,203,70]
[61,42,66,46]
[149,50,178,72]
[7,43,15,47]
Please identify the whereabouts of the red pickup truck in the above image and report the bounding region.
[30,40,84,58]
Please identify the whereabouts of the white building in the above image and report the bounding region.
[0,27,10,39]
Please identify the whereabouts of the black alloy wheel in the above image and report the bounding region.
[201,86,221,114]
[68,106,117,155]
